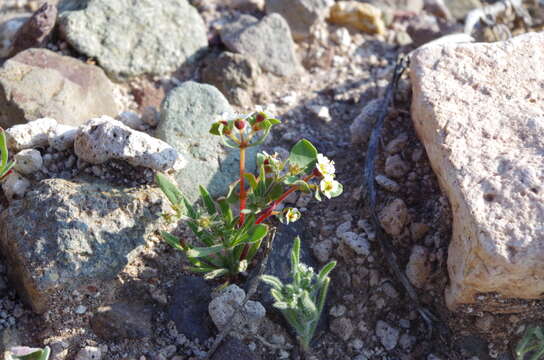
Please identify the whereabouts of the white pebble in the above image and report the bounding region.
[2,171,30,200]
[75,305,87,314]
[75,346,101,360]
[116,111,147,131]
[307,105,331,123]
[6,118,58,151]
[48,124,78,151]
[14,149,43,174]
[341,232,370,256]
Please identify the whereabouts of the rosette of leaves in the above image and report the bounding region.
[0,127,15,181]
[515,326,544,360]
[261,237,336,351]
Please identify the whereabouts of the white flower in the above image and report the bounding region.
[319,175,342,199]
[316,154,335,177]
[284,207,301,224]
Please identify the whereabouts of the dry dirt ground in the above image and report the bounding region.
[1,1,543,360]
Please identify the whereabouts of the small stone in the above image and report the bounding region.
[378,199,408,236]
[341,232,370,256]
[209,284,265,336]
[312,239,333,263]
[350,99,381,145]
[48,124,78,151]
[375,320,399,351]
[405,245,431,288]
[475,314,493,332]
[385,133,409,154]
[91,302,153,339]
[9,3,57,57]
[265,0,332,40]
[2,171,30,200]
[350,338,364,351]
[331,27,351,48]
[328,1,385,35]
[116,111,147,131]
[141,107,160,127]
[399,333,416,350]
[74,116,183,171]
[329,304,346,317]
[14,149,43,175]
[410,223,430,240]
[220,14,301,77]
[160,345,177,358]
[375,175,400,192]
[6,118,57,151]
[330,317,354,341]
[384,154,410,178]
[335,221,352,237]
[308,105,331,123]
[75,305,87,314]
[75,346,101,360]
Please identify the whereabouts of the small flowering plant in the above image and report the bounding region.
[156,110,342,280]
[261,237,336,351]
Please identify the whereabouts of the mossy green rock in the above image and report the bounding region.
[156,81,257,202]
[0,178,165,313]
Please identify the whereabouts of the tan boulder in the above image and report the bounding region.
[410,32,544,310]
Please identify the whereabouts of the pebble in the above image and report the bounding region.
[375,320,399,351]
[2,171,30,200]
[329,304,347,317]
[75,305,87,314]
[340,232,370,256]
[330,317,354,341]
[75,346,102,360]
[405,245,431,288]
[385,133,409,154]
[384,154,410,178]
[14,148,42,174]
[117,111,148,131]
[328,1,385,35]
[335,221,352,238]
[312,239,333,263]
[308,104,331,123]
[48,124,78,151]
[375,174,400,192]
[6,117,57,151]
[378,198,408,236]
[410,222,430,240]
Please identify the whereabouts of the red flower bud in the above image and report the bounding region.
[255,112,266,123]
[235,118,246,130]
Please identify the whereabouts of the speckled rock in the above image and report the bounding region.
[411,32,544,310]
[74,116,183,171]
[13,149,42,175]
[48,124,78,151]
[5,118,57,151]
[1,171,30,200]
[220,14,301,77]
[375,320,399,351]
[0,178,166,313]
[266,0,333,40]
[0,49,119,128]
[405,245,431,288]
[58,0,207,80]
[378,198,408,236]
[156,81,257,201]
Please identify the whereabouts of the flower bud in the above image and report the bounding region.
[255,112,266,123]
[235,118,246,130]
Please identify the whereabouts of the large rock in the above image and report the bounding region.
[0,49,119,128]
[156,81,257,202]
[265,0,332,40]
[410,32,544,310]
[0,178,165,313]
[59,0,208,80]
[8,2,57,57]
[220,14,301,77]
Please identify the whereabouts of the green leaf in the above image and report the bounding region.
[0,160,14,179]
[155,173,185,208]
[243,173,258,191]
[209,122,222,135]
[291,236,301,273]
[199,186,217,215]
[247,224,268,243]
[186,244,224,258]
[246,237,263,262]
[0,128,8,168]
[261,275,283,290]
[288,139,318,172]
[317,261,336,283]
[161,231,184,251]
[267,183,284,201]
[217,198,234,224]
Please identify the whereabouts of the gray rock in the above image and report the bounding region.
[48,124,78,151]
[265,0,332,40]
[9,3,57,57]
[209,284,265,336]
[0,15,29,58]
[0,49,119,128]
[375,320,399,351]
[384,154,409,178]
[0,178,165,313]
[350,99,382,145]
[168,275,214,342]
[1,171,30,200]
[75,346,101,360]
[443,0,482,20]
[340,231,370,256]
[13,149,43,175]
[59,0,208,80]
[74,116,183,171]
[375,174,400,192]
[91,302,153,339]
[156,81,257,202]
[220,14,301,77]
[201,52,261,107]
[211,337,258,360]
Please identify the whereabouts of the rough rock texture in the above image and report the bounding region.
[13,149,43,175]
[9,2,57,57]
[444,0,482,20]
[91,302,153,339]
[328,1,385,35]
[379,198,408,236]
[156,81,257,201]
[1,171,30,200]
[5,118,57,151]
[201,52,262,107]
[410,32,544,310]
[0,49,119,128]
[405,245,431,288]
[350,98,381,145]
[220,14,301,77]
[266,0,332,40]
[0,178,165,313]
[74,116,183,171]
[59,0,208,80]
[209,284,265,336]
[0,15,28,58]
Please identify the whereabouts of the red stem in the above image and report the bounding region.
[238,145,247,227]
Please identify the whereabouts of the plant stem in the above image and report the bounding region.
[239,144,247,227]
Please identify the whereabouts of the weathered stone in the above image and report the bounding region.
[328,2,385,35]
[9,3,57,57]
[220,14,301,77]
[378,198,408,236]
[59,0,208,79]
[201,52,261,107]
[330,317,354,341]
[156,81,257,202]
[443,0,482,20]
[265,0,332,40]
[48,124,78,151]
[0,49,119,128]
[0,178,165,313]
[350,98,381,145]
[74,116,182,171]
[375,320,399,351]
[168,275,214,342]
[1,171,30,200]
[410,32,544,310]
[5,118,57,151]
[91,302,153,339]
[384,154,410,178]
[364,0,424,13]
[209,284,265,336]
[0,15,29,58]
[375,174,400,192]
[74,346,101,360]
[340,231,370,256]
[405,245,431,288]
[13,149,43,175]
